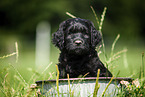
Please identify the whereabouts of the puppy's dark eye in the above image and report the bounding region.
[68,28,74,34]
[85,31,89,34]
[84,35,89,38]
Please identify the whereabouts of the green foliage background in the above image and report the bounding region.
[0,0,145,39]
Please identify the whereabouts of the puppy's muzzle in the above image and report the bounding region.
[74,39,83,46]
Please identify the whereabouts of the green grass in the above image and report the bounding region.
[0,6,145,96]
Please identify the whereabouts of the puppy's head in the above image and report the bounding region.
[52,18,102,55]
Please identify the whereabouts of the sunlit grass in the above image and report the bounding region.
[0,33,144,97]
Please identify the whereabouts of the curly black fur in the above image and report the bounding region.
[52,18,112,78]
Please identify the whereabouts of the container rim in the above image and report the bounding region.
[36,77,133,84]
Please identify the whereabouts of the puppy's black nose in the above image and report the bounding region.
[74,39,83,45]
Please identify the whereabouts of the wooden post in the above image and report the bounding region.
[35,21,51,72]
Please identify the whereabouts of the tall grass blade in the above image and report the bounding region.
[28,62,52,84]
[66,12,76,18]
[100,7,108,66]
[90,6,107,33]
[56,65,59,96]
[77,72,89,83]
[112,48,127,59]
[67,74,71,95]
[107,48,128,65]
[140,52,144,80]
[101,76,114,97]
[82,72,89,78]
[99,7,107,32]
[115,70,120,77]
[142,52,144,78]
[91,6,108,66]
[0,52,16,59]
[93,69,100,97]
[10,64,28,86]
[111,34,120,57]
[1,73,9,96]
[67,74,74,97]
[15,42,19,63]
[0,42,18,60]
[90,6,100,26]
[41,62,52,74]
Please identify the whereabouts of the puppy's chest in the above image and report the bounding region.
[66,59,90,71]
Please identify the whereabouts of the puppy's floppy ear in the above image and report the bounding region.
[52,21,66,50]
[90,22,102,48]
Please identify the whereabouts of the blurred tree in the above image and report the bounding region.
[0,0,145,42]
[91,0,145,42]
[0,0,70,35]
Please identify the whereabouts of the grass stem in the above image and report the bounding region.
[99,7,107,32]
[90,6,100,26]
[67,74,74,97]
[10,64,28,86]
[66,12,76,18]
[15,42,19,63]
[101,76,114,97]
[56,65,60,96]
[111,34,120,57]
[93,69,100,97]
[142,52,144,78]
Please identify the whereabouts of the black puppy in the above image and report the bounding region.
[52,18,112,78]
